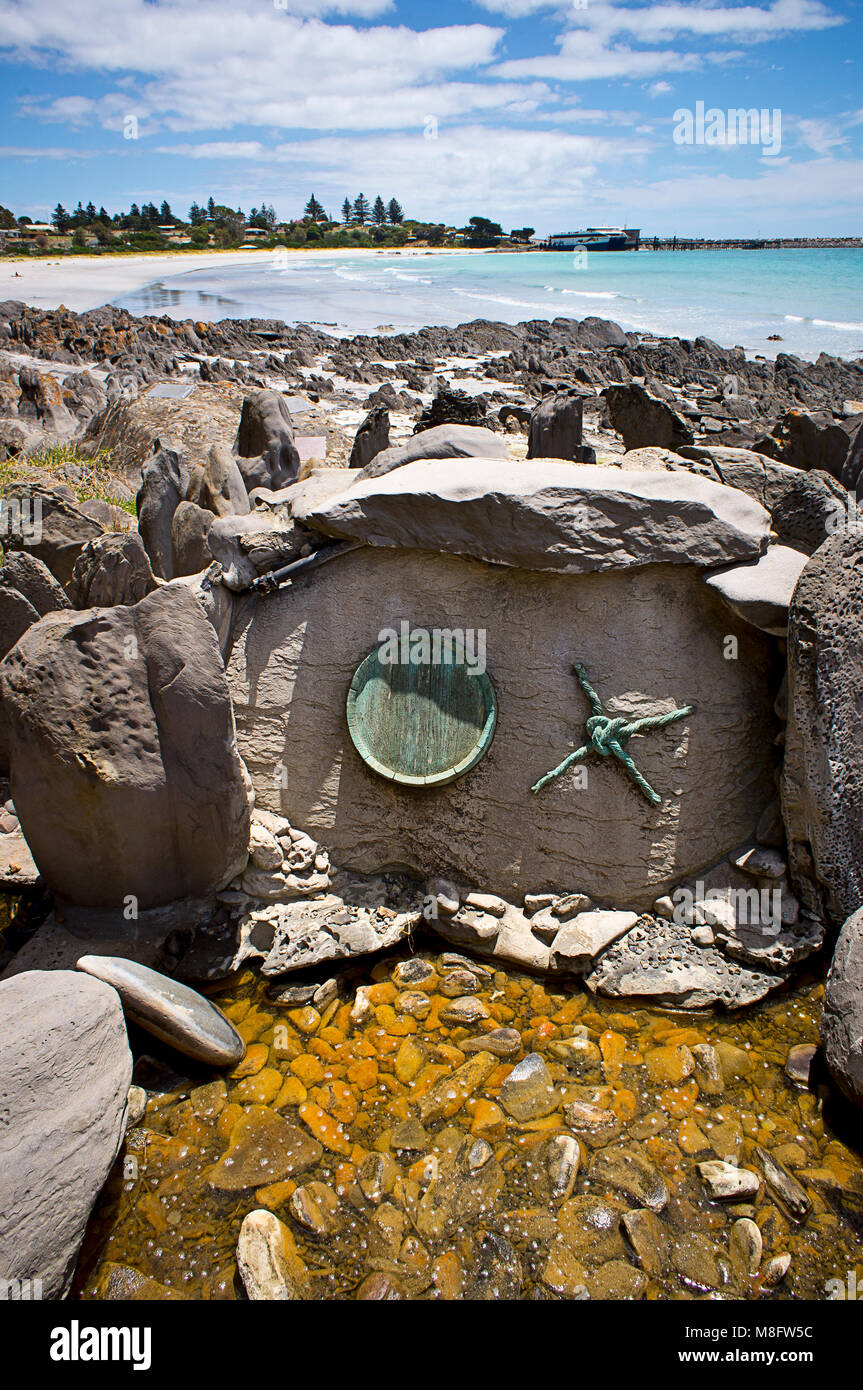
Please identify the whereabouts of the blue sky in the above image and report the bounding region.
[0,0,861,235]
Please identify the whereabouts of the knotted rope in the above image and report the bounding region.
[531,662,695,805]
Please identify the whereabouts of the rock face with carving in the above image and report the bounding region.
[225,461,778,909]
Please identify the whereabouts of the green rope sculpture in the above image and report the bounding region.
[531,663,695,806]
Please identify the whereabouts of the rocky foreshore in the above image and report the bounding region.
[1,298,862,1301]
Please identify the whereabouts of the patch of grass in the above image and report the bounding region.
[3,442,137,517]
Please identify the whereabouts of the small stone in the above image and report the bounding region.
[653,896,675,921]
[464,892,507,917]
[549,1036,602,1072]
[439,996,490,1027]
[419,1051,498,1125]
[393,958,436,987]
[461,1027,521,1058]
[762,1253,791,1286]
[552,892,592,920]
[729,1217,762,1278]
[755,1146,811,1221]
[126,1085,147,1128]
[558,1195,627,1261]
[439,968,481,997]
[551,910,639,974]
[691,925,715,947]
[733,845,786,880]
[592,1146,669,1213]
[697,1160,760,1202]
[391,1117,430,1152]
[587,1261,646,1301]
[427,877,460,917]
[469,1232,522,1300]
[356,1272,404,1300]
[249,820,284,871]
[236,1209,308,1300]
[784,1043,817,1088]
[645,1043,695,1085]
[563,1100,621,1147]
[524,893,556,914]
[350,987,372,1025]
[542,1238,588,1299]
[672,1232,724,1292]
[546,1133,581,1203]
[289,1182,340,1236]
[691,1043,724,1095]
[621,1208,669,1277]
[397,991,432,1020]
[312,978,338,1010]
[499,1052,556,1121]
[209,1107,323,1190]
[268,982,317,1006]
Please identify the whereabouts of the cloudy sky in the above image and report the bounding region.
[0,0,861,235]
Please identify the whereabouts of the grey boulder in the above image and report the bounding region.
[1,481,103,588]
[603,383,694,452]
[190,442,250,517]
[69,531,158,608]
[302,458,770,575]
[172,500,216,577]
[349,405,390,470]
[0,583,251,910]
[76,955,244,1067]
[0,970,131,1298]
[704,544,808,635]
[821,906,863,1109]
[527,389,585,461]
[207,510,313,591]
[358,423,511,480]
[235,390,301,492]
[783,529,863,926]
[136,440,188,580]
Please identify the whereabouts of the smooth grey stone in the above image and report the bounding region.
[704,544,808,635]
[76,954,245,1067]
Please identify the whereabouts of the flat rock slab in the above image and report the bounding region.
[550,909,638,973]
[585,915,787,1010]
[301,458,770,575]
[704,545,808,635]
[0,970,131,1297]
[76,954,245,1067]
[234,881,421,977]
[227,546,777,909]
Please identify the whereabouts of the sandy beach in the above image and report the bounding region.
[0,246,482,316]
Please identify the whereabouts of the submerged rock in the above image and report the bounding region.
[76,955,245,1067]
[499,1052,556,1121]
[236,1208,308,1300]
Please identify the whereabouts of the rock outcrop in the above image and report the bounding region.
[0,583,251,910]
[821,906,863,1108]
[358,424,510,480]
[783,529,863,927]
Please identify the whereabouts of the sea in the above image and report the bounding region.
[114,246,863,363]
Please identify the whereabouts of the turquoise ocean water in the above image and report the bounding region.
[115,246,863,362]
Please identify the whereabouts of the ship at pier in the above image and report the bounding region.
[545,226,640,251]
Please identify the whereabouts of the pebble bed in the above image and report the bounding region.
[75,941,863,1301]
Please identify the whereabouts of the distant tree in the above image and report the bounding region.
[353,193,370,225]
[189,223,210,246]
[98,206,109,223]
[341,197,352,224]
[188,201,204,225]
[17,215,32,225]
[52,203,71,233]
[427,224,446,246]
[372,195,387,225]
[207,196,216,220]
[72,227,87,249]
[84,201,96,222]
[304,194,325,222]
[0,205,17,230]
[510,226,535,243]
[387,198,404,225]
[160,200,173,222]
[465,215,503,246]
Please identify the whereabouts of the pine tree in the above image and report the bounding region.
[372,195,387,225]
[52,203,70,233]
[160,200,173,222]
[353,193,370,225]
[207,196,216,219]
[85,201,97,222]
[304,194,324,222]
[387,197,404,225]
[341,198,352,224]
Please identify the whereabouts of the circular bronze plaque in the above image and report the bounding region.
[346,644,497,787]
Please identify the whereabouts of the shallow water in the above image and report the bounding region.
[112,247,863,362]
[74,937,863,1302]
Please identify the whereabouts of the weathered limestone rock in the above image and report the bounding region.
[0,583,39,660]
[704,545,808,635]
[76,955,244,1066]
[0,550,71,618]
[0,970,132,1298]
[550,909,638,973]
[69,531,158,608]
[783,530,863,926]
[603,383,694,452]
[191,441,250,517]
[226,545,776,909]
[136,440,188,580]
[302,459,769,574]
[358,424,511,480]
[0,583,251,910]
[1,481,103,588]
[821,906,863,1109]
[171,500,215,577]
[235,389,300,492]
[527,389,585,460]
[349,405,390,470]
